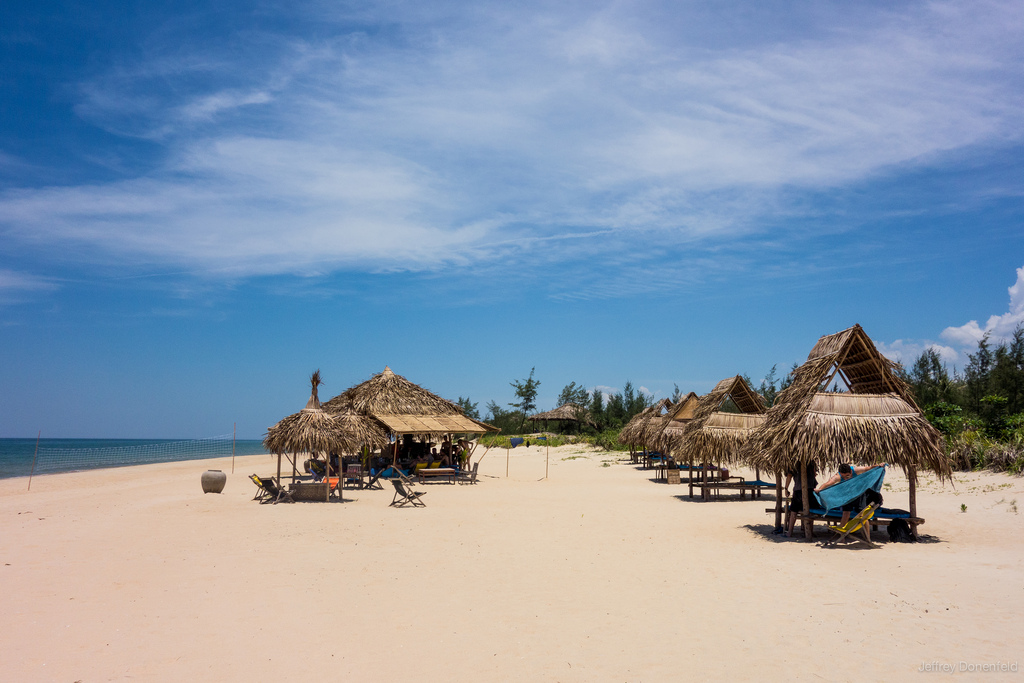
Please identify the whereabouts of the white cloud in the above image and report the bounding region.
[876,339,960,365]
[883,265,1024,367]
[2,0,1023,277]
[941,265,1024,346]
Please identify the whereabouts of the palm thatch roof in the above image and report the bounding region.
[653,392,700,451]
[665,376,767,464]
[323,366,498,435]
[264,371,390,456]
[614,401,671,448]
[740,325,950,477]
[324,366,462,415]
[528,403,597,427]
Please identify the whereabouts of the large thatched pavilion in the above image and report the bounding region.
[661,377,766,497]
[323,366,498,464]
[740,324,951,538]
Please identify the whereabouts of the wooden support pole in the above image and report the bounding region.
[802,461,813,539]
[908,464,918,535]
[231,422,236,474]
[774,469,783,531]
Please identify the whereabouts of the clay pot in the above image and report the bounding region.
[201,469,227,494]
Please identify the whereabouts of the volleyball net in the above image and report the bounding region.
[31,434,240,475]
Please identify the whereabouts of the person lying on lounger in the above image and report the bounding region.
[815,463,885,525]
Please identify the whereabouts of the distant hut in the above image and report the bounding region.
[323,366,498,464]
[740,324,951,538]
[663,377,766,497]
[528,403,597,432]
[264,370,389,499]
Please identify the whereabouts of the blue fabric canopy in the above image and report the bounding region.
[813,466,886,513]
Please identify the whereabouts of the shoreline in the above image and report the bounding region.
[3,444,1022,681]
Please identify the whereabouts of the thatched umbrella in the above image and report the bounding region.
[739,324,951,537]
[264,370,389,501]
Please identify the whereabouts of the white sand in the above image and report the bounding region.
[2,445,1022,681]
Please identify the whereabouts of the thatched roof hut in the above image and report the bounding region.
[738,324,951,536]
[323,366,497,437]
[528,403,597,428]
[741,325,949,477]
[264,371,391,495]
[619,398,673,448]
[659,379,764,462]
[652,392,700,448]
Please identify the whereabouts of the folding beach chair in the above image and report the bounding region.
[825,503,878,548]
[250,474,270,502]
[390,479,427,508]
[252,475,294,504]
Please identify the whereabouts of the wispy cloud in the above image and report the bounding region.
[2,0,1023,281]
[0,269,58,305]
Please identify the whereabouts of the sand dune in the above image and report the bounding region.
[2,444,1022,681]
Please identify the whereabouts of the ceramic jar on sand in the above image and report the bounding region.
[201,469,227,494]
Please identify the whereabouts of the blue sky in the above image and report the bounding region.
[2,0,1023,438]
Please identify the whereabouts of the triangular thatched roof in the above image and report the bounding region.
[264,371,390,456]
[323,366,498,435]
[652,392,700,451]
[663,376,766,464]
[740,325,950,477]
[528,403,597,427]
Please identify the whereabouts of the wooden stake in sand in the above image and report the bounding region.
[231,422,236,474]
[27,430,40,492]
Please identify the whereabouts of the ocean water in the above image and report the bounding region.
[0,438,269,480]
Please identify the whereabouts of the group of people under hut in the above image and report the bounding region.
[302,434,474,481]
[783,461,887,537]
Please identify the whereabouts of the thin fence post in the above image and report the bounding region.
[27,430,40,491]
[232,423,236,474]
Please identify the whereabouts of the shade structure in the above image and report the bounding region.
[661,377,766,464]
[528,403,597,428]
[324,366,498,438]
[651,392,699,451]
[740,325,950,478]
[738,324,951,537]
[619,398,673,448]
[264,371,389,457]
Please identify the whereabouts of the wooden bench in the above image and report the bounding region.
[699,480,775,500]
[416,468,457,484]
[766,507,925,532]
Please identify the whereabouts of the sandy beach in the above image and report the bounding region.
[2,444,1022,681]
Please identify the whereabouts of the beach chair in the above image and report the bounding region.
[250,474,271,502]
[259,476,295,504]
[390,479,427,508]
[825,503,879,548]
[457,461,480,485]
